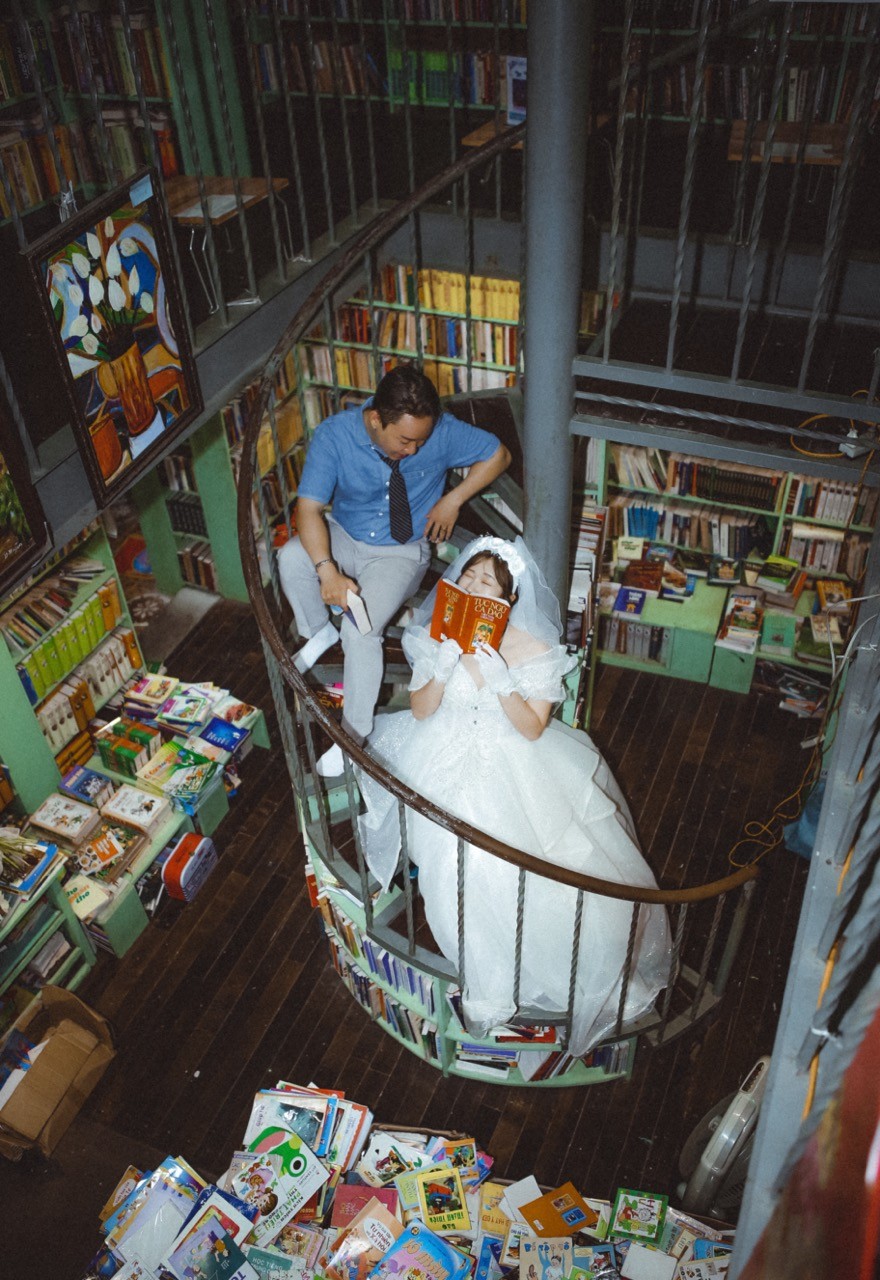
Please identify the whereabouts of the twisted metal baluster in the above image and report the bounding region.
[398,800,416,956]
[614,901,640,1037]
[511,867,526,1008]
[355,0,378,215]
[656,902,687,1044]
[456,835,466,995]
[566,890,585,1049]
[303,0,336,243]
[237,0,285,280]
[602,0,635,364]
[271,0,312,259]
[665,0,712,372]
[730,4,793,382]
[328,4,359,225]
[691,894,725,1022]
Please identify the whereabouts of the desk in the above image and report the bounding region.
[164,175,292,313]
[727,121,845,167]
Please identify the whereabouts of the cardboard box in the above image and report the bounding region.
[0,987,115,1160]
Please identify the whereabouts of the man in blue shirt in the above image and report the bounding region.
[278,365,511,773]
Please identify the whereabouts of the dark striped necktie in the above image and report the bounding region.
[381,456,413,543]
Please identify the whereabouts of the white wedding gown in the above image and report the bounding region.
[357,629,672,1056]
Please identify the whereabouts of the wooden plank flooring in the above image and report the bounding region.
[2,601,810,1277]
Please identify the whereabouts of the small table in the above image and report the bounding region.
[164,175,292,314]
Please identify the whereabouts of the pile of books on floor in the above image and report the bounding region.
[82,1082,735,1280]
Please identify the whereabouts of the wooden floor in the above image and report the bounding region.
[2,601,811,1277]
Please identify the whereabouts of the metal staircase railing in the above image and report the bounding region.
[237,128,764,1068]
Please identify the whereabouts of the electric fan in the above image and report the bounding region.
[677,1056,771,1218]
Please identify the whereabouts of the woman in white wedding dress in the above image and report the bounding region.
[357,536,672,1057]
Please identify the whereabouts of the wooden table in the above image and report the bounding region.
[164,175,292,312]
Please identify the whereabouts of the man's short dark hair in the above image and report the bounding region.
[372,364,441,427]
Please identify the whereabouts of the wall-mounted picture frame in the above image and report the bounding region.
[0,398,49,597]
[25,168,202,504]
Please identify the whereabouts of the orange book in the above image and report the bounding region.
[430,580,510,653]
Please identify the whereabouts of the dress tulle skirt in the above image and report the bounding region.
[358,676,672,1056]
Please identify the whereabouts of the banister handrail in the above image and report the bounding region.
[236,125,760,909]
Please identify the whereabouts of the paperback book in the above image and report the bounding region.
[59,764,116,808]
[413,1166,470,1235]
[100,783,173,833]
[322,1197,403,1280]
[366,1221,471,1280]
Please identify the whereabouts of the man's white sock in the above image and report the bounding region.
[294,621,338,672]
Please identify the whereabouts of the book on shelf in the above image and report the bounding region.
[28,792,102,846]
[620,559,663,596]
[809,612,844,650]
[0,832,62,898]
[64,872,115,922]
[100,783,173,834]
[759,612,798,659]
[73,819,146,880]
[816,578,854,613]
[430,581,511,653]
[707,556,741,586]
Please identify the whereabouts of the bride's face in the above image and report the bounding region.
[458,557,505,599]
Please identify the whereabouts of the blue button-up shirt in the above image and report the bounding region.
[297,399,501,545]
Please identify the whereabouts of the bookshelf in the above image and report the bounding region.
[581,435,880,696]
[311,848,636,1088]
[0,526,143,813]
[297,263,522,417]
[247,2,527,115]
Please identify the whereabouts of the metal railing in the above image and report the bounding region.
[236,128,766,1061]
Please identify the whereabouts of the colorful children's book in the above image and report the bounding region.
[478,1181,511,1239]
[427,1136,480,1187]
[59,764,115,807]
[366,1221,471,1280]
[498,1221,531,1268]
[331,1183,399,1230]
[263,1219,325,1264]
[100,783,173,833]
[519,1182,597,1237]
[430,580,511,653]
[243,1103,331,1245]
[519,1234,573,1280]
[322,1197,403,1280]
[194,715,251,754]
[413,1166,470,1235]
[243,1244,302,1278]
[162,1189,257,1280]
[608,1189,668,1244]
[356,1131,431,1186]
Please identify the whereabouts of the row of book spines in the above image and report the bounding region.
[612,449,780,508]
[388,47,509,108]
[50,7,171,101]
[332,309,519,365]
[0,19,50,100]
[166,493,208,538]
[34,631,141,755]
[12,585,124,698]
[0,114,178,221]
[96,719,162,779]
[255,410,305,477]
[782,531,868,580]
[787,478,879,526]
[377,265,521,321]
[357,931,437,1016]
[159,450,196,492]
[259,465,301,523]
[176,540,217,593]
[254,0,526,19]
[598,616,671,664]
[607,497,767,558]
[260,38,371,97]
[220,350,299,448]
[327,936,440,1059]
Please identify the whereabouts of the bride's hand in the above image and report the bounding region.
[434,638,463,683]
[473,642,515,696]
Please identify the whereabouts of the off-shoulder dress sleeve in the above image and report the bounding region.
[512,645,578,704]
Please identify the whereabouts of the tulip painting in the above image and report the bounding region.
[27,169,201,503]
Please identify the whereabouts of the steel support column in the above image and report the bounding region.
[522,0,592,603]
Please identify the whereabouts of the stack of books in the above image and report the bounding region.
[81,1081,737,1279]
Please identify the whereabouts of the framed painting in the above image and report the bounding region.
[25,168,202,504]
[0,398,49,596]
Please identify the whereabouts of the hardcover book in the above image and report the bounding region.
[430,580,511,653]
[520,1235,573,1279]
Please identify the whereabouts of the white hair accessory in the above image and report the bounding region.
[461,536,526,587]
